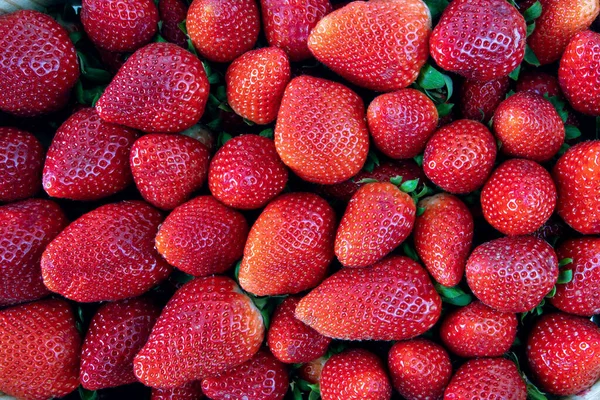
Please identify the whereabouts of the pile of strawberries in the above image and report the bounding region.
[1,0,600,399]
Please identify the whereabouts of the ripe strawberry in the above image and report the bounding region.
[516,70,562,97]
[130,133,211,210]
[299,357,326,384]
[307,0,431,91]
[414,193,473,287]
[96,42,209,133]
[134,276,265,388]
[423,120,497,194]
[367,89,439,159]
[41,201,172,302]
[459,77,510,122]
[274,75,369,184]
[296,256,441,341]
[0,10,79,116]
[226,47,291,125]
[0,299,80,400]
[80,297,161,390]
[0,127,43,202]
[159,0,188,48]
[466,236,558,313]
[334,182,416,268]
[152,382,203,400]
[239,193,335,296]
[187,0,260,62]
[527,313,600,395]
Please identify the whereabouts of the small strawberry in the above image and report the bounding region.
[299,357,326,384]
[159,0,189,48]
[152,382,203,400]
[516,70,562,97]
[0,127,44,202]
[97,48,127,74]
[459,77,510,122]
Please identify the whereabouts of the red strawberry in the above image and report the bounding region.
[96,42,209,133]
[388,339,452,400]
[296,256,441,341]
[414,193,473,287]
[334,182,416,268]
[152,382,203,400]
[41,201,172,302]
[307,0,431,92]
[299,357,326,384]
[239,192,335,296]
[466,235,558,313]
[0,127,43,202]
[267,296,331,363]
[80,297,161,390]
[274,75,369,184]
[130,133,211,210]
[459,77,510,122]
[367,89,439,159]
[208,134,288,210]
[0,299,80,400]
[134,276,265,388]
[430,0,526,81]
[423,120,497,194]
[187,0,260,62]
[97,48,127,74]
[516,70,562,97]
[159,0,189,48]
[527,313,600,395]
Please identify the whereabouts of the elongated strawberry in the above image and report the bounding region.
[0,127,43,202]
[459,77,510,122]
[152,382,203,400]
[159,0,188,47]
[516,70,562,97]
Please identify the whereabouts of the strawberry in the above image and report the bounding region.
[159,0,189,48]
[299,357,326,384]
[226,47,291,125]
[367,89,439,159]
[239,193,335,296]
[0,127,43,202]
[274,75,369,184]
[80,297,161,390]
[0,10,79,116]
[423,120,497,194]
[41,201,172,302]
[334,182,416,268]
[414,193,473,287]
[130,133,211,210]
[296,256,441,341]
[134,276,265,388]
[388,339,452,400]
[208,134,288,210]
[516,70,562,97]
[459,77,510,122]
[527,313,600,395]
[307,0,431,91]
[0,299,80,400]
[466,235,558,313]
[267,296,331,363]
[96,42,209,133]
[152,382,203,400]
[187,0,260,62]
[481,159,557,236]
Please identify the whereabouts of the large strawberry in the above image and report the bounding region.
[152,382,203,400]
[516,70,562,97]
[0,127,43,202]
[459,77,510,122]
[159,0,188,47]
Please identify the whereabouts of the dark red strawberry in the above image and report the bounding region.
[0,127,43,202]
[97,48,127,74]
[299,357,326,384]
[152,382,203,400]
[459,77,510,122]
[159,0,188,47]
[516,70,562,97]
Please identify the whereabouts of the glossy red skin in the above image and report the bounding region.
[96,43,209,133]
[0,127,43,202]
[308,0,431,92]
[187,0,260,62]
[134,276,265,388]
[159,0,188,47]
[152,382,203,400]
[459,77,510,122]
[80,297,161,390]
[527,313,600,395]
[239,193,335,296]
[516,70,562,97]
[335,182,416,268]
[388,339,452,400]
[41,201,172,302]
[0,299,80,400]
[0,10,79,116]
[466,236,558,313]
[0,199,67,307]
[299,357,326,384]
[296,256,442,341]
[275,75,369,184]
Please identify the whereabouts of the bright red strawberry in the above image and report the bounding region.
[96,42,209,133]
[41,201,172,302]
[187,0,260,62]
[130,133,211,210]
[423,120,497,194]
[239,192,335,296]
[527,313,600,395]
[0,127,43,202]
[159,0,188,47]
[275,75,369,184]
[466,236,558,313]
[134,276,265,388]
[459,77,510,122]
[299,357,326,384]
[334,182,416,268]
[0,299,80,400]
[208,134,288,209]
[414,193,473,287]
[516,70,562,97]
[80,297,161,390]
[152,382,203,400]
[296,256,441,341]
[307,0,431,91]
